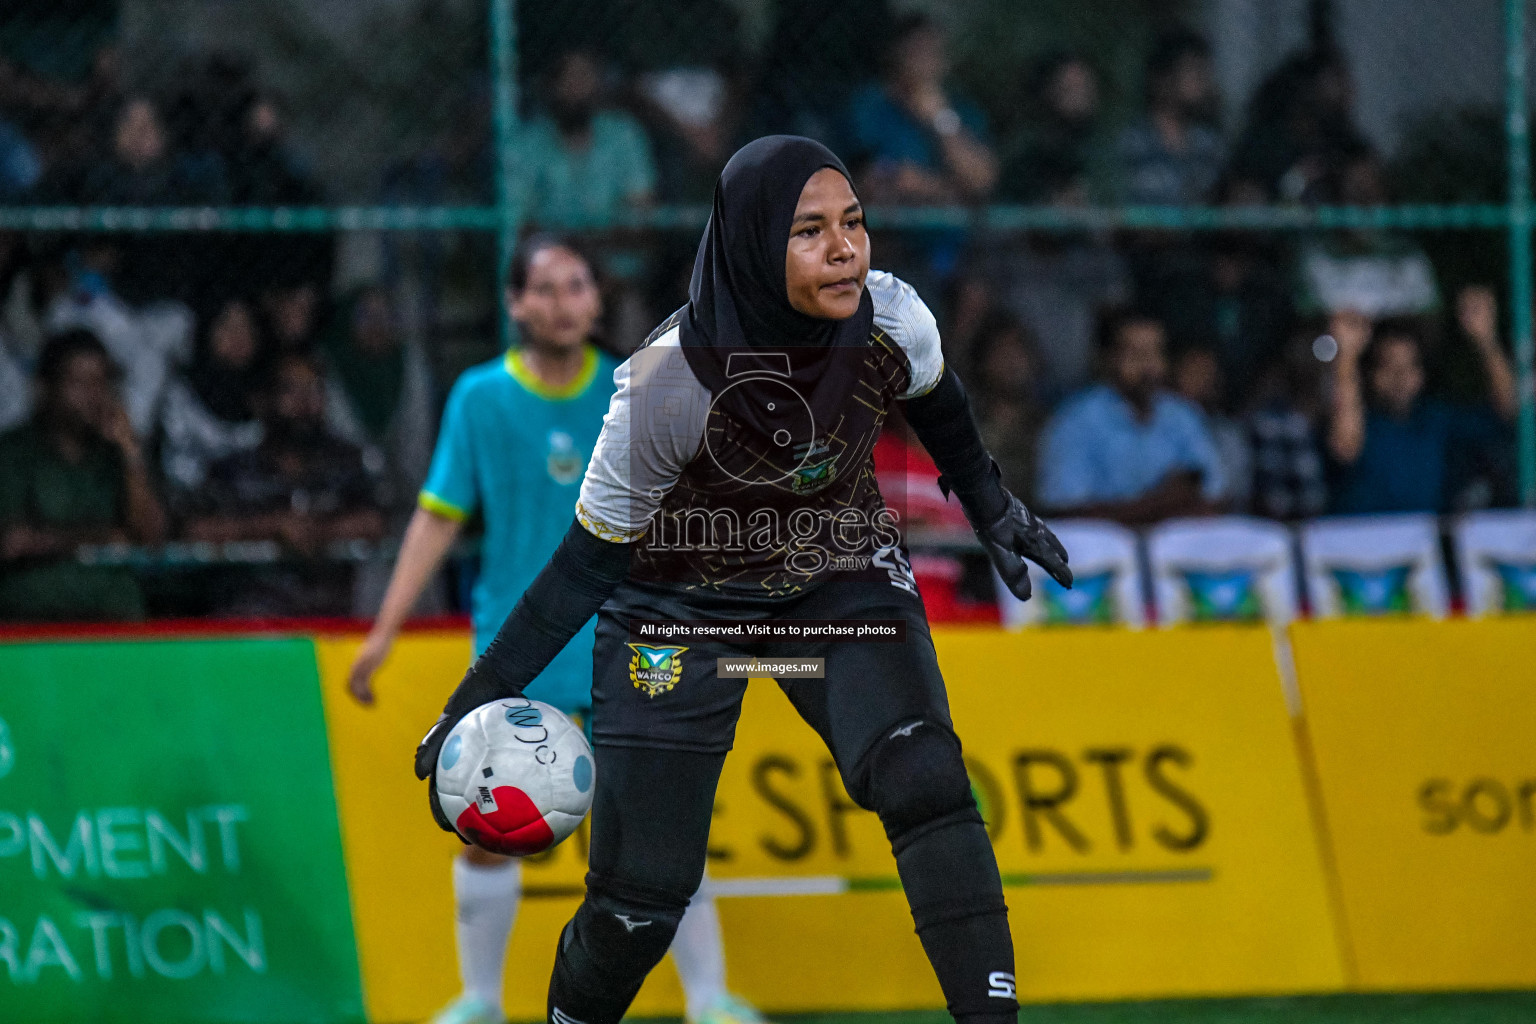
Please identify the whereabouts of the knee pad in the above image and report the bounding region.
[864,718,980,850]
[550,873,690,1013]
[575,872,689,962]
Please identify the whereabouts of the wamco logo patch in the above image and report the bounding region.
[627,644,687,698]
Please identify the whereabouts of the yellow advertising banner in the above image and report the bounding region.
[1290,617,1536,991]
[917,627,1342,1004]
[316,625,1343,1020]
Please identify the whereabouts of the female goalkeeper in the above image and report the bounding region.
[416,135,1071,1024]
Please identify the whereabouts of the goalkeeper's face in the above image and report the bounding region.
[784,168,870,321]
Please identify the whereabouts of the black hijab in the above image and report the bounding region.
[680,135,875,440]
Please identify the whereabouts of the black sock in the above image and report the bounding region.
[895,817,1018,1023]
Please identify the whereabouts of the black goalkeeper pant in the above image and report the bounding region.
[548,578,1019,1024]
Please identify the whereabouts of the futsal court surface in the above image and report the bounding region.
[630,993,1536,1024]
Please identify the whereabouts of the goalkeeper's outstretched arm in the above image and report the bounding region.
[905,366,1071,600]
[413,519,631,781]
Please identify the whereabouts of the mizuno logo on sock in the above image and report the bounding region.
[889,720,924,739]
[988,971,1017,999]
[551,1008,589,1024]
[614,914,652,932]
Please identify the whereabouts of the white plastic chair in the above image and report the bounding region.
[1146,517,1298,626]
[1300,514,1448,618]
[1453,510,1536,616]
[996,519,1144,628]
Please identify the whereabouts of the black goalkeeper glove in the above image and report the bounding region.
[414,711,464,839]
[940,461,1071,602]
[414,659,520,839]
[974,491,1072,601]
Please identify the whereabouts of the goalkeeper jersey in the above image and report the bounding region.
[575,270,943,596]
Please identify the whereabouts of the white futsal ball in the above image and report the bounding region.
[434,697,595,855]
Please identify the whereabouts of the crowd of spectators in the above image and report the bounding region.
[0,6,1528,622]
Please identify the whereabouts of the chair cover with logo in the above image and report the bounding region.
[1453,509,1536,616]
[1300,514,1448,618]
[995,519,1145,628]
[1147,517,1298,626]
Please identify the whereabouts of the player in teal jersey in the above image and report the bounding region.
[348,237,765,1024]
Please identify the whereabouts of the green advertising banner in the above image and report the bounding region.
[0,638,363,1023]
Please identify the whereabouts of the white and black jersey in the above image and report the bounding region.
[575,270,944,595]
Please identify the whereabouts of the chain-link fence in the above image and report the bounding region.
[0,0,1533,619]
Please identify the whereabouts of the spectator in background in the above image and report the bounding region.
[1037,308,1227,523]
[1148,179,1293,399]
[872,416,979,621]
[0,302,31,431]
[1229,46,1365,204]
[844,14,997,295]
[186,351,384,616]
[0,348,27,431]
[622,0,752,322]
[998,51,1111,203]
[0,329,166,621]
[158,296,265,501]
[378,82,493,350]
[1327,293,1517,515]
[845,14,997,207]
[622,0,748,204]
[225,91,332,298]
[750,0,894,142]
[956,167,1129,401]
[231,90,321,203]
[45,236,194,438]
[1295,148,1440,320]
[1172,346,1252,511]
[970,310,1045,502]
[320,286,435,505]
[1248,330,1329,521]
[260,280,323,354]
[1112,29,1224,206]
[162,51,246,200]
[519,46,658,346]
[874,416,970,532]
[76,94,227,305]
[2,236,52,401]
[0,114,41,200]
[0,0,118,86]
[519,47,656,229]
[0,0,121,192]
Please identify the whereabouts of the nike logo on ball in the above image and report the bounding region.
[615,914,653,932]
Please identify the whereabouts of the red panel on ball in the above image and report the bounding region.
[455,785,555,855]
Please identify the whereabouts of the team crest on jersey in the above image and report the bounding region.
[627,644,687,697]
[790,437,839,495]
[547,429,584,485]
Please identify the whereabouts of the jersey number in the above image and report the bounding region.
[873,546,919,595]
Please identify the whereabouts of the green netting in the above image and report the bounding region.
[0,0,1531,498]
